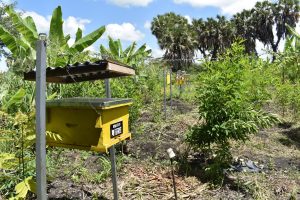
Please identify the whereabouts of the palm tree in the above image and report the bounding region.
[232,9,257,55]
[193,15,234,60]
[151,12,197,70]
[192,18,208,58]
[251,0,299,59]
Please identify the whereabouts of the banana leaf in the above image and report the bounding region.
[75,28,83,42]
[71,26,105,53]
[49,6,65,47]
[2,88,26,110]
[6,6,38,49]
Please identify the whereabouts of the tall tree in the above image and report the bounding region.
[252,0,299,58]
[151,12,197,70]
[232,9,257,55]
[193,15,235,60]
[192,18,208,58]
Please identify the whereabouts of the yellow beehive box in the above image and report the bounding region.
[46,98,132,153]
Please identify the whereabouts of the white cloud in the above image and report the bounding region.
[85,45,97,52]
[256,40,268,57]
[22,11,50,33]
[106,23,144,41]
[144,20,151,29]
[1,0,12,4]
[173,0,263,15]
[67,38,76,47]
[63,16,91,36]
[296,22,300,34]
[146,45,164,58]
[107,0,153,7]
[184,15,192,24]
[0,57,8,72]
[151,48,165,58]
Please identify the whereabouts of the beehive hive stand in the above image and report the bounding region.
[24,59,135,152]
[24,53,135,200]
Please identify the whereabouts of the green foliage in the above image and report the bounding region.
[273,25,300,119]
[151,0,299,62]
[2,88,25,111]
[193,16,234,60]
[151,12,196,70]
[0,153,18,170]
[0,5,105,72]
[0,88,37,199]
[100,37,151,67]
[9,176,36,200]
[186,42,278,183]
[100,38,155,126]
[49,6,64,47]
[71,26,105,53]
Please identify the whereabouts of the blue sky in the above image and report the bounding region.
[15,0,223,54]
[1,0,289,71]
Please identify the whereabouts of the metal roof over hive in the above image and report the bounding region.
[24,59,135,83]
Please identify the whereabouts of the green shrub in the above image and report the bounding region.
[186,42,278,183]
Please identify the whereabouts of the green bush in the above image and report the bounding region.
[186,42,278,183]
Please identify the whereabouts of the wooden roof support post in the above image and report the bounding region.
[35,37,47,200]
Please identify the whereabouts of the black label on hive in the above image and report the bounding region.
[110,121,123,138]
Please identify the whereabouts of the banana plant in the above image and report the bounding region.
[100,36,151,67]
[0,6,106,70]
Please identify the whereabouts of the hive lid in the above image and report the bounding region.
[24,59,135,84]
[46,97,132,108]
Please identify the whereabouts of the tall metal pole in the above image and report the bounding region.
[169,67,172,112]
[35,38,47,200]
[163,67,167,120]
[105,78,118,200]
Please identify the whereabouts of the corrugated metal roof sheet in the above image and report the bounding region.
[24,59,135,84]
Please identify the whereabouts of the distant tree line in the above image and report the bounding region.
[151,0,299,70]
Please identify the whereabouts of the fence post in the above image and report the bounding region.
[163,67,167,120]
[35,37,47,200]
[170,67,172,112]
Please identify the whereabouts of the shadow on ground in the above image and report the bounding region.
[280,126,300,149]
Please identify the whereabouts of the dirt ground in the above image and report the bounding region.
[45,99,300,200]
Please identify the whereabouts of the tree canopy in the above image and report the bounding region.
[151,12,197,70]
[151,0,299,65]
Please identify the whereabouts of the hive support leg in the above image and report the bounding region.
[36,39,47,200]
[110,146,118,200]
[105,78,118,199]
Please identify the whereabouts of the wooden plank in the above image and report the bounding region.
[107,62,135,75]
